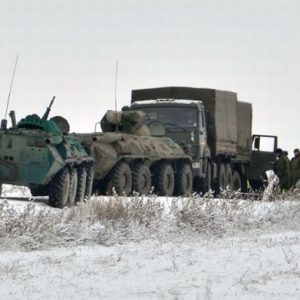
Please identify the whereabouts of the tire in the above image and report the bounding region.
[154,163,175,196]
[232,171,242,191]
[49,167,70,208]
[110,161,132,196]
[76,165,87,202]
[68,168,78,206]
[219,163,226,190]
[132,163,151,195]
[84,165,94,200]
[225,163,232,190]
[175,162,193,196]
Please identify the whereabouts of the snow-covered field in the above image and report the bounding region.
[1,185,300,300]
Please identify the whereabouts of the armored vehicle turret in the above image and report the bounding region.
[76,109,193,196]
[0,97,93,208]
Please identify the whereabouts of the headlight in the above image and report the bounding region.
[191,131,195,142]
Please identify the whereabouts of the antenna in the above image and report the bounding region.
[114,60,118,112]
[4,53,19,119]
[114,60,119,131]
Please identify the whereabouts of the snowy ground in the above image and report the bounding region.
[0,185,300,300]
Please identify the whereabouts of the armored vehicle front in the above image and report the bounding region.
[0,98,93,208]
[76,109,193,196]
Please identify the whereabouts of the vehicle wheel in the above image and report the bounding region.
[154,163,175,196]
[232,171,242,191]
[219,163,226,190]
[84,165,94,200]
[225,163,232,190]
[132,163,151,195]
[49,167,70,208]
[175,162,193,196]
[110,161,132,196]
[68,168,78,206]
[76,165,87,202]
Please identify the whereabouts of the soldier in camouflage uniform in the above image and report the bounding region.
[291,148,300,187]
[274,148,291,192]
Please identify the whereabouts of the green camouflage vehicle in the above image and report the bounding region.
[0,97,93,208]
[76,109,193,196]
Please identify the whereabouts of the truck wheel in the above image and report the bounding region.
[68,168,78,206]
[76,165,87,202]
[219,163,226,190]
[84,165,94,200]
[232,171,242,191]
[175,163,193,196]
[225,163,232,190]
[49,167,70,208]
[154,163,175,196]
[111,162,132,196]
[132,163,151,195]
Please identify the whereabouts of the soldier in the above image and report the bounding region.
[283,150,290,160]
[291,148,300,188]
[274,148,291,192]
[283,150,292,177]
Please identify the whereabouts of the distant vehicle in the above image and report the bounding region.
[130,86,277,194]
[76,109,193,196]
[0,97,93,208]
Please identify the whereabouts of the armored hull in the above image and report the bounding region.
[77,110,193,196]
[0,103,93,208]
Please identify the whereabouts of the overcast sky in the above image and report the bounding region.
[1,0,299,155]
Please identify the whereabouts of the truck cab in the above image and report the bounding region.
[130,99,208,180]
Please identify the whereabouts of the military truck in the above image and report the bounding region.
[76,109,193,196]
[130,86,277,194]
[0,98,94,208]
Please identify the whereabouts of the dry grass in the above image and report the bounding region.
[172,188,300,236]
[1,185,300,251]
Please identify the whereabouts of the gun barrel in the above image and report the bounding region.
[42,96,56,120]
[9,110,17,128]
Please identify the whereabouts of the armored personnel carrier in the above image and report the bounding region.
[0,97,93,208]
[76,109,193,196]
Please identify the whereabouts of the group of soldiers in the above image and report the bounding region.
[273,148,300,192]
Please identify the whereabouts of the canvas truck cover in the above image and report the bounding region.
[236,101,252,162]
[131,87,239,156]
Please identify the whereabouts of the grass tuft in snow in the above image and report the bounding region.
[171,189,300,237]
[1,187,300,251]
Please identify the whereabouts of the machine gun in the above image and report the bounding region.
[42,96,55,120]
